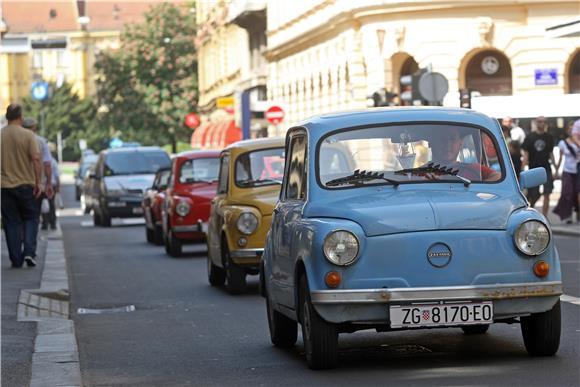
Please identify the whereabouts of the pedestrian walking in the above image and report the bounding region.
[522,116,557,217]
[508,140,522,179]
[41,146,61,230]
[501,116,526,144]
[0,104,42,268]
[553,120,580,223]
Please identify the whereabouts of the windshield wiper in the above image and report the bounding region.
[237,178,282,187]
[325,169,399,187]
[394,163,471,187]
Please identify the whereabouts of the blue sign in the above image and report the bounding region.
[30,81,49,101]
[534,68,558,86]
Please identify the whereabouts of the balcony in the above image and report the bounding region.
[227,0,266,31]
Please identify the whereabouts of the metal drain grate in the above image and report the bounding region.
[77,305,136,314]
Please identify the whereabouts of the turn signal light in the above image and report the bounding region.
[325,271,341,288]
[533,261,550,277]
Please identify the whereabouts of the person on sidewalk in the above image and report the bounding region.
[0,104,42,268]
[42,146,61,230]
[22,117,53,246]
[522,116,557,217]
[501,116,526,145]
[553,120,580,223]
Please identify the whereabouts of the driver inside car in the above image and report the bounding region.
[427,127,501,182]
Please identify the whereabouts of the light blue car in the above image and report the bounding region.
[260,107,561,369]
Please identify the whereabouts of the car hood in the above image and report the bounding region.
[176,182,217,202]
[230,187,279,216]
[104,174,155,193]
[305,189,525,237]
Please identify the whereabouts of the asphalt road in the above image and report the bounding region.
[59,184,580,387]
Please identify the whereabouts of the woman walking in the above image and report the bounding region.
[553,120,580,223]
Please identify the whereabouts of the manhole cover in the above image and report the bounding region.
[77,305,136,314]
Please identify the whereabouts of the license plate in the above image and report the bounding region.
[132,207,144,214]
[390,301,493,328]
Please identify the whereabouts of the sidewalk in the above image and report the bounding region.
[1,226,81,387]
[544,191,580,237]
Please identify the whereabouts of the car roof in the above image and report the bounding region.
[223,137,285,152]
[296,106,499,137]
[174,149,221,159]
[101,146,166,155]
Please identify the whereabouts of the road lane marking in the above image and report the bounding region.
[561,294,580,305]
[80,218,145,227]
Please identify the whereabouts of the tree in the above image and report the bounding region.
[95,2,198,153]
[22,82,101,160]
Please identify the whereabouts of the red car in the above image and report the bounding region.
[162,150,221,257]
[143,167,171,245]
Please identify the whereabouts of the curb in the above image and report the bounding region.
[551,226,580,237]
[17,225,82,387]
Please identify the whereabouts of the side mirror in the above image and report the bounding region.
[520,167,546,189]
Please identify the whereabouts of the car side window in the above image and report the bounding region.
[284,135,307,201]
[217,155,230,194]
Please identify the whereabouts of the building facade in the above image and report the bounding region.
[265,0,580,133]
[0,1,171,114]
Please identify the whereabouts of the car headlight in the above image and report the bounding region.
[106,188,124,197]
[514,220,550,256]
[323,231,359,266]
[175,201,191,217]
[237,212,258,235]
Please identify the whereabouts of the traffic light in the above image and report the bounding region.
[459,88,471,109]
[399,68,427,105]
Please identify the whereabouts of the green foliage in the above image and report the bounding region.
[94,2,198,152]
[22,82,101,160]
[162,141,191,155]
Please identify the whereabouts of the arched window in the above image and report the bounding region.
[465,50,512,96]
[567,50,580,94]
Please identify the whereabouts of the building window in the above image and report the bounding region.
[567,50,580,94]
[32,51,43,69]
[465,50,512,96]
[57,50,68,68]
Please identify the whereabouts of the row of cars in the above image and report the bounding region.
[92,107,564,369]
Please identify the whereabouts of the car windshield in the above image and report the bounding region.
[179,157,220,183]
[105,151,170,176]
[318,124,503,188]
[235,148,285,188]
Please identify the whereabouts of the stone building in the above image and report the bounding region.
[265,0,580,133]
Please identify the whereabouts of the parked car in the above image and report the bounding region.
[261,107,562,369]
[207,137,285,294]
[143,167,171,245]
[75,152,98,200]
[162,150,221,257]
[86,146,171,227]
[80,165,96,214]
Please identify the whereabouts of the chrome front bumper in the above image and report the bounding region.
[310,281,563,324]
[311,281,563,304]
[230,248,263,266]
[173,220,208,233]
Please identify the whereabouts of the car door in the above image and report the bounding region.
[271,131,308,308]
[208,153,229,267]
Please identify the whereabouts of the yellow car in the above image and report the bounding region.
[206,137,285,294]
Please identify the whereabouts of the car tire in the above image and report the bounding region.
[166,229,182,257]
[75,186,81,201]
[266,288,297,347]
[100,211,111,227]
[521,300,561,356]
[207,256,226,286]
[146,227,155,243]
[299,275,338,369]
[223,239,246,294]
[461,324,489,335]
[153,224,164,246]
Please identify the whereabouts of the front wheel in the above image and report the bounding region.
[146,227,155,243]
[223,239,246,294]
[521,300,561,356]
[153,224,164,245]
[207,256,226,286]
[166,229,182,257]
[266,288,297,347]
[299,276,338,369]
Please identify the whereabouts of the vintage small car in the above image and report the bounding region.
[162,150,221,257]
[261,107,562,369]
[206,137,285,294]
[143,167,171,245]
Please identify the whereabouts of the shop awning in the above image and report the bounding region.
[190,120,242,150]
